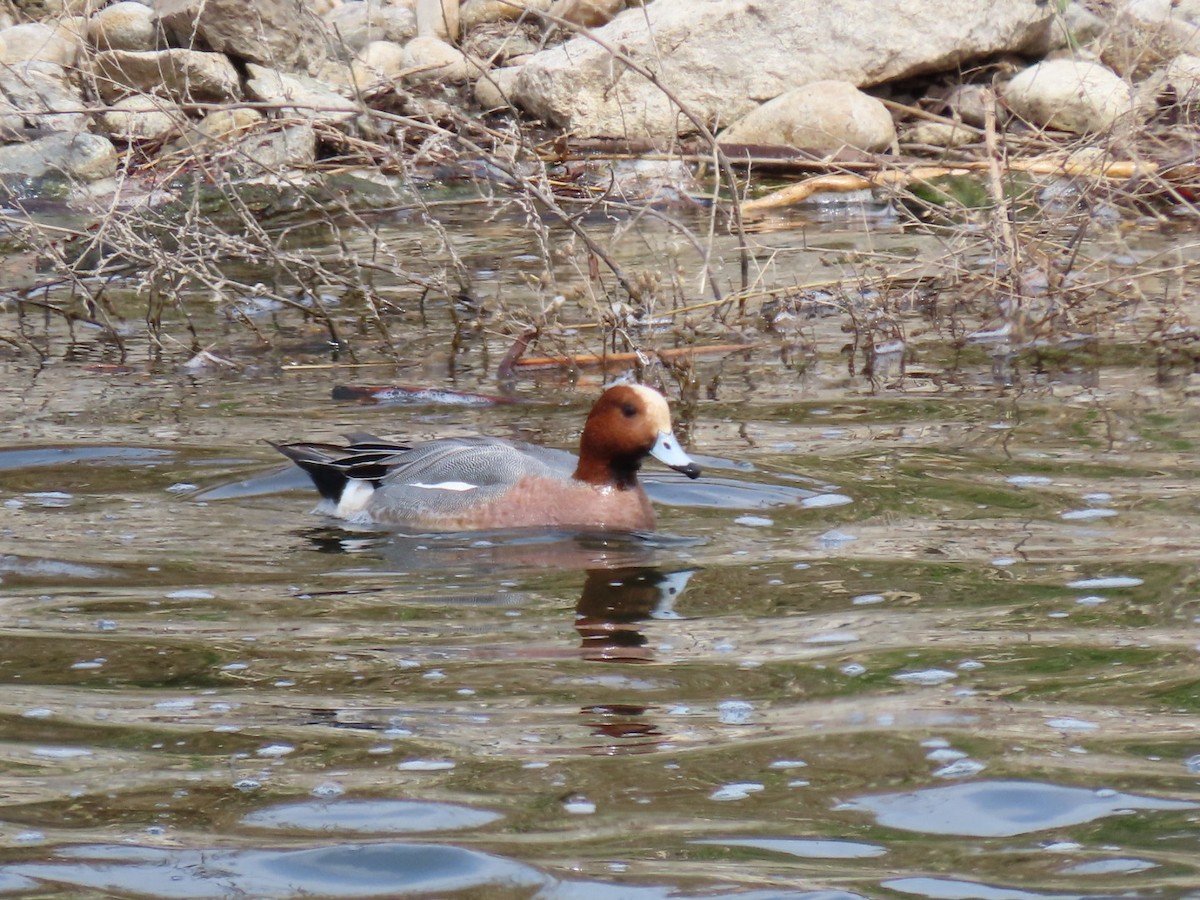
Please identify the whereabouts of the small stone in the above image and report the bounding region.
[904,121,976,148]
[0,132,118,184]
[474,66,520,109]
[403,35,481,83]
[718,80,896,154]
[90,1,159,52]
[324,0,417,52]
[1003,59,1136,135]
[460,0,552,30]
[101,94,182,142]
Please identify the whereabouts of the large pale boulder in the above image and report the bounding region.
[153,0,329,73]
[1003,59,1135,134]
[0,132,118,184]
[718,81,895,154]
[91,48,242,103]
[89,1,159,51]
[0,62,90,132]
[0,21,82,66]
[510,0,1056,139]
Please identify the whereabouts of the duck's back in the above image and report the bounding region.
[360,437,581,527]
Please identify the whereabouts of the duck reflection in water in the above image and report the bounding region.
[575,566,695,663]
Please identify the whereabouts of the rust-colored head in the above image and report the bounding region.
[573,384,701,488]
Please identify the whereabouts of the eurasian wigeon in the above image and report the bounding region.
[274,384,701,532]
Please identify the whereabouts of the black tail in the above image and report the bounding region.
[271,438,412,503]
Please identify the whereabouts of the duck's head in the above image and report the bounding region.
[574,384,701,487]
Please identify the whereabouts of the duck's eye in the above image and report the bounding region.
[620,402,638,418]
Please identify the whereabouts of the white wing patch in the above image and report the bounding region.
[411,481,479,492]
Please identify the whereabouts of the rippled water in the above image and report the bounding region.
[3,193,1200,898]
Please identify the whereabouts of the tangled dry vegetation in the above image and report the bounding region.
[2,7,1200,390]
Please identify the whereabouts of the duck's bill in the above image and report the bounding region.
[651,430,702,479]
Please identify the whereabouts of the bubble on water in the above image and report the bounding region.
[1006,475,1052,486]
[816,529,858,547]
[1042,841,1083,852]
[22,708,52,719]
[1066,576,1143,589]
[1082,492,1113,504]
[957,660,984,671]
[805,631,859,645]
[166,590,215,600]
[26,491,73,507]
[154,699,195,710]
[1184,754,1200,774]
[422,670,447,680]
[1046,718,1098,732]
[32,747,92,759]
[311,782,345,799]
[789,779,811,787]
[221,663,249,672]
[95,619,118,632]
[991,557,1017,567]
[255,744,295,758]
[71,659,104,670]
[852,593,885,605]
[802,493,853,509]
[768,759,807,770]
[921,738,950,749]
[1061,508,1118,521]
[1076,595,1107,606]
[165,483,197,494]
[717,700,754,725]
[734,515,774,527]
[841,663,866,676]
[14,831,44,844]
[522,762,549,769]
[892,669,957,686]
[563,796,596,814]
[709,782,764,801]
[397,759,455,771]
[926,749,968,763]
[233,779,261,792]
[933,759,986,779]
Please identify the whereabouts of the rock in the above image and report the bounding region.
[416,0,459,40]
[0,62,90,132]
[89,1,159,51]
[460,0,552,30]
[474,65,521,108]
[1002,59,1135,134]
[154,0,329,73]
[903,120,976,148]
[510,0,1055,139]
[234,122,318,173]
[1103,0,1200,76]
[354,39,408,81]
[1023,1,1106,55]
[462,21,540,65]
[100,94,181,141]
[718,81,895,154]
[0,132,118,187]
[91,48,242,103]
[0,21,82,66]
[167,106,262,154]
[324,0,417,53]
[403,34,480,83]
[245,62,359,122]
[555,0,624,29]
[939,83,992,127]
[1160,52,1200,101]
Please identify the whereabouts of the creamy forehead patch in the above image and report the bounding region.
[626,384,672,431]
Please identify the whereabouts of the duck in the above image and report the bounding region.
[273,383,701,532]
